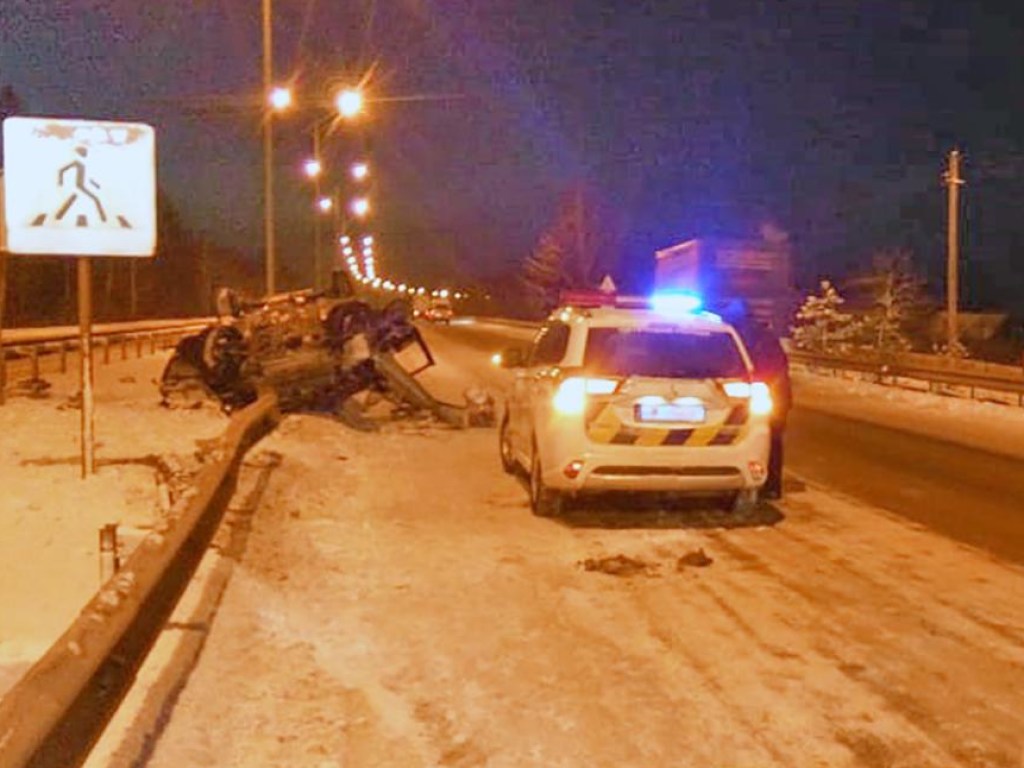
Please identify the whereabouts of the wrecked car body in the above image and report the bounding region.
[160,271,492,428]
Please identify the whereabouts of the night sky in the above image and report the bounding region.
[2,1,1023,309]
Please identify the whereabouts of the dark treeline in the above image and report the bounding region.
[2,191,267,327]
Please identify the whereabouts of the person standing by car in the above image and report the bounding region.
[719,302,792,500]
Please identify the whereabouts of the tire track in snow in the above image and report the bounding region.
[700,528,1024,767]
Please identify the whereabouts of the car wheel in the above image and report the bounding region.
[499,415,517,474]
[529,446,563,518]
[729,488,761,515]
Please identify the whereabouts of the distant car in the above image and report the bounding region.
[497,290,772,516]
[424,297,453,323]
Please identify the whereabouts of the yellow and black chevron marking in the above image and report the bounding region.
[584,400,749,447]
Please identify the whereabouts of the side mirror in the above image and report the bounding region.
[495,346,526,368]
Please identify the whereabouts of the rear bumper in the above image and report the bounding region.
[538,420,771,494]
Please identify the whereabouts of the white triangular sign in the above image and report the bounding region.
[599,274,617,293]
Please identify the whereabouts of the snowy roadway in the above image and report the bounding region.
[72,319,1024,768]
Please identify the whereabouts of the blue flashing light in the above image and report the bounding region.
[650,291,703,317]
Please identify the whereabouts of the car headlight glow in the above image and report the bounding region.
[553,377,619,414]
[750,381,773,415]
[722,381,752,398]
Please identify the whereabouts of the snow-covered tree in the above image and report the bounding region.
[790,280,859,353]
[854,250,927,353]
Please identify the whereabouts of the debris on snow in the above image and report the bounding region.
[676,548,714,569]
[579,554,657,577]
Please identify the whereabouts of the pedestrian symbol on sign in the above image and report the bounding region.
[3,115,155,257]
[31,145,132,230]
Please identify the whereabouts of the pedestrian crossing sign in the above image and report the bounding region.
[1,116,156,256]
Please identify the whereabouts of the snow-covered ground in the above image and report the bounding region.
[0,350,226,695]
[4,320,1024,766]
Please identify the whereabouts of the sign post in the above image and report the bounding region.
[0,249,6,407]
[78,258,95,476]
[1,170,7,406]
[2,116,156,477]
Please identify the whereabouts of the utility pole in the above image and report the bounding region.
[944,149,964,355]
[262,0,276,296]
[312,125,322,291]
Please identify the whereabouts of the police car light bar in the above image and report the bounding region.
[649,291,703,315]
[558,289,717,321]
[558,289,651,309]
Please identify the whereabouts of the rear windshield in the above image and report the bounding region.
[584,327,747,379]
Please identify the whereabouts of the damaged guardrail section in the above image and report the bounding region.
[0,394,281,768]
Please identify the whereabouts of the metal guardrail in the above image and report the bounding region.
[0,393,280,768]
[0,318,214,396]
[789,349,1024,408]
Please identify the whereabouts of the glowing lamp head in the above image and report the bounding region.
[303,159,322,178]
[269,86,293,111]
[336,88,364,119]
[350,197,370,217]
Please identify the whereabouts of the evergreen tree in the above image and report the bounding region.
[855,249,928,353]
[791,280,859,353]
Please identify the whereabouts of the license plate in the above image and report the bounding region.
[635,402,706,423]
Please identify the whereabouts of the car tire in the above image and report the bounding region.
[729,488,761,515]
[529,446,563,518]
[499,415,517,474]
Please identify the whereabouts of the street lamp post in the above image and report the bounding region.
[301,89,365,290]
[311,124,323,290]
[262,0,275,296]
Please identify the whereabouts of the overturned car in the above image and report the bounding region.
[159,271,492,428]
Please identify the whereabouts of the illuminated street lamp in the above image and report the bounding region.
[305,86,363,290]
[303,158,322,178]
[350,197,370,218]
[317,196,333,213]
[362,235,374,246]
[336,88,364,119]
[269,86,293,111]
[350,161,369,181]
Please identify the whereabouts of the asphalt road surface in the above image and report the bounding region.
[788,405,1024,566]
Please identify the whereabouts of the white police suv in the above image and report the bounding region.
[497,291,773,516]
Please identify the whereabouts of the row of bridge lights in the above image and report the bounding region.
[336,234,469,300]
